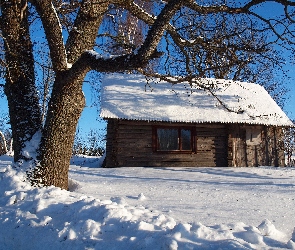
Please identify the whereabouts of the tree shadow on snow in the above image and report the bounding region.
[69,167,295,189]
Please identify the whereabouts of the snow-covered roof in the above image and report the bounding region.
[100,73,293,126]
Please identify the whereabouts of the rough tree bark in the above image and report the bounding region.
[26,0,110,189]
[2,0,42,162]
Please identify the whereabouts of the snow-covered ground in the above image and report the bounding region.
[1,154,295,249]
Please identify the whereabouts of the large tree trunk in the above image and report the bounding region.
[1,0,179,190]
[26,0,109,189]
[32,71,86,189]
[2,0,42,162]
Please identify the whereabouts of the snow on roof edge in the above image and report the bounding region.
[100,114,293,127]
[100,73,294,127]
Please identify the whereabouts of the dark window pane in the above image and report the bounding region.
[181,129,192,150]
[157,128,178,150]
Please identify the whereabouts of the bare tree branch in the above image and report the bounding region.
[65,0,109,64]
[136,0,182,60]
[285,5,295,23]
[249,10,295,44]
[30,0,68,71]
[71,49,163,76]
[244,0,295,9]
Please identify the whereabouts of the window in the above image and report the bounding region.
[153,126,195,152]
[246,127,262,146]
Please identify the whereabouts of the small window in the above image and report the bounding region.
[246,127,262,145]
[153,126,194,152]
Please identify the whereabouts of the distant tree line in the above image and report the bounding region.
[72,129,105,157]
[285,121,295,166]
[0,113,12,155]
[0,121,105,157]
[0,127,105,157]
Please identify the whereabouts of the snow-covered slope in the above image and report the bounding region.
[1,155,295,249]
[101,74,293,126]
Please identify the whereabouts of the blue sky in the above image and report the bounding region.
[252,1,295,121]
[284,69,295,121]
[78,83,106,135]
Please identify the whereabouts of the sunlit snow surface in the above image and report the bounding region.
[101,73,293,126]
[1,154,295,249]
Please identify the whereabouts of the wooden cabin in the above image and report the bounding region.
[100,74,293,167]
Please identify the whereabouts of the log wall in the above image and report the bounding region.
[105,119,285,167]
[227,125,285,167]
[105,120,228,167]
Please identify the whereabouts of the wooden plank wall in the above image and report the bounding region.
[105,119,285,167]
[228,124,248,167]
[105,119,229,167]
[195,124,228,167]
[264,126,285,167]
[227,125,285,167]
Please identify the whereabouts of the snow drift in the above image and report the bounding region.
[1,155,295,249]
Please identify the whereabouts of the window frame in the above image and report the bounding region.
[152,125,196,153]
